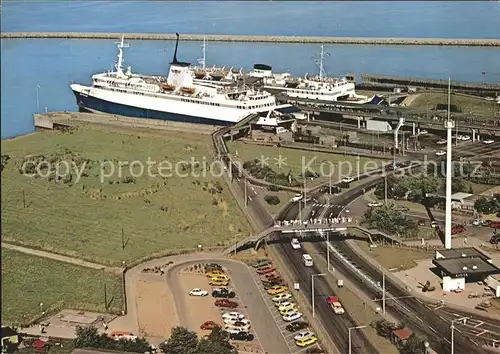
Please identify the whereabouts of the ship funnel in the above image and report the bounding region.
[171,33,180,64]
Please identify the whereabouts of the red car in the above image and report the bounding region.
[261,271,281,281]
[490,221,500,229]
[452,225,466,235]
[257,266,277,275]
[214,299,238,308]
[200,321,219,330]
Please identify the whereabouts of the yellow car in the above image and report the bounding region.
[210,274,230,282]
[296,336,318,348]
[280,307,298,316]
[266,285,288,295]
[209,279,229,286]
[206,270,225,278]
[278,302,296,312]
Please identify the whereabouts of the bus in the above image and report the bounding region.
[302,254,313,267]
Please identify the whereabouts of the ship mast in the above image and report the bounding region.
[114,35,129,78]
[316,44,330,79]
[198,34,206,69]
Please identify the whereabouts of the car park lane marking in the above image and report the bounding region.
[249,267,323,354]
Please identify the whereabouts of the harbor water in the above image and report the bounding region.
[2,1,500,139]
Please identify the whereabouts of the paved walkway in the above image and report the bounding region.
[2,242,114,271]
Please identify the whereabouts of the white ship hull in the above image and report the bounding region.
[71,84,273,125]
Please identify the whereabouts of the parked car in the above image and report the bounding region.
[189,288,208,297]
[280,307,299,316]
[267,285,288,295]
[257,265,277,275]
[263,280,286,290]
[483,139,495,145]
[272,292,293,302]
[451,225,466,235]
[294,331,315,341]
[251,259,272,268]
[368,201,383,207]
[285,321,309,332]
[206,270,225,278]
[229,331,254,341]
[472,219,482,226]
[431,221,438,228]
[436,139,447,145]
[224,318,250,326]
[306,349,325,354]
[204,263,223,272]
[224,326,249,335]
[283,312,303,322]
[215,299,239,308]
[278,302,297,312]
[261,272,281,281]
[490,235,500,245]
[435,150,446,156]
[342,177,355,183]
[296,336,318,348]
[212,288,236,298]
[222,312,245,321]
[200,321,219,330]
[418,220,426,226]
[490,221,500,229]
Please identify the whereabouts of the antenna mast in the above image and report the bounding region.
[315,45,330,79]
[114,35,129,77]
[201,35,206,69]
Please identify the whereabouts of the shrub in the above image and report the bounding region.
[264,195,280,205]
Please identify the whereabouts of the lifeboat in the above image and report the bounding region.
[161,83,175,91]
[194,70,206,79]
[181,87,195,94]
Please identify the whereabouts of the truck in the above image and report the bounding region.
[337,279,344,288]
[327,296,345,315]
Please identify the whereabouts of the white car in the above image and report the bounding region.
[291,238,301,249]
[189,288,208,297]
[224,318,250,326]
[282,312,303,322]
[461,135,471,141]
[292,194,303,202]
[472,219,482,226]
[225,321,251,331]
[224,326,249,334]
[367,201,383,207]
[436,139,447,145]
[483,139,495,145]
[294,331,315,341]
[431,221,438,228]
[222,312,245,321]
[342,177,354,183]
[272,292,293,302]
[435,150,446,156]
[419,130,428,135]
[274,298,292,307]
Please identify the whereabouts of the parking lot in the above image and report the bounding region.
[248,264,324,354]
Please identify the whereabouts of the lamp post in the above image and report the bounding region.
[348,325,367,354]
[36,85,41,113]
[311,273,326,318]
[451,317,469,354]
[326,232,330,271]
[424,341,430,354]
[39,302,44,313]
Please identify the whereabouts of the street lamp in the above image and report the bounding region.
[348,325,367,354]
[39,302,44,313]
[36,85,41,114]
[424,341,430,354]
[451,317,469,354]
[311,273,326,318]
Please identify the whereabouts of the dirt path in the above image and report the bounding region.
[2,242,114,271]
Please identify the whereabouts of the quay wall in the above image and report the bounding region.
[2,32,500,47]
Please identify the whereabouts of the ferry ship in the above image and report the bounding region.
[70,34,295,126]
[248,45,374,104]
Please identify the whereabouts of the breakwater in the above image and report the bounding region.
[2,32,500,47]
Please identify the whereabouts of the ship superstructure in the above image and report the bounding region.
[70,34,294,126]
[248,45,373,104]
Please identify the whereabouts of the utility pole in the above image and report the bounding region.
[244,177,247,207]
[304,177,307,208]
[22,189,26,209]
[326,232,330,271]
[357,154,360,181]
[382,269,386,314]
[121,228,125,250]
[384,174,388,204]
[329,172,332,195]
[451,317,469,354]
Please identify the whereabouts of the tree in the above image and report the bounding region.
[400,333,426,354]
[451,177,469,193]
[474,196,500,214]
[371,319,398,339]
[160,327,198,354]
[196,326,236,354]
[363,203,418,238]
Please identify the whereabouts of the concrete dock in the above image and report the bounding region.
[3,32,500,47]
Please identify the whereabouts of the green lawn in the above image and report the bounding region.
[2,248,123,325]
[227,141,387,186]
[1,126,252,265]
[409,92,497,118]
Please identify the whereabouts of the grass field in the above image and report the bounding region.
[409,92,497,118]
[2,248,123,325]
[1,126,252,265]
[226,141,387,186]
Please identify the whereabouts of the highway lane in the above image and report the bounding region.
[271,235,378,354]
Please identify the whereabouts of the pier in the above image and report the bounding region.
[2,32,500,47]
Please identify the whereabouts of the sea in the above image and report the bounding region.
[1,1,500,139]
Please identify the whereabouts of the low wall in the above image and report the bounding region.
[3,32,500,47]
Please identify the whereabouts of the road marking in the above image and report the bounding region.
[429,326,437,333]
[476,329,488,336]
[416,316,423,323]
[474,321,484,328]
[415,299,422,304]
[469,339,479,346]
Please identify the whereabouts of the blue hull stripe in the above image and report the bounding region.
[72,91,233,126]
